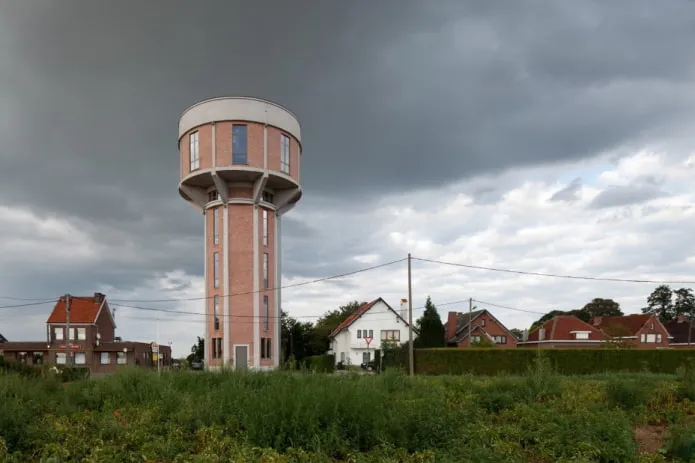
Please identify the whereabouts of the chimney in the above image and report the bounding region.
[94,292,105,304]
[592,316,602,326]
[677,314,687,323]
[538,327,545,341]
[400,298,408,321]
[446,312,458,342]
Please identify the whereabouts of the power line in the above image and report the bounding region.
[109,258,407,303]
[471,299,546,315]
[413,256,695,285]
[0,299,57,309]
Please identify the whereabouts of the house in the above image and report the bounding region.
[591,314,670,348]
[518,315,607,348]
[445,309,518,347]
[0,331,6,343]
[328,297,415,366]
[664,315,695,348]
[0,292,171,375]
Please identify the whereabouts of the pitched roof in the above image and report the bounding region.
[594,314,652,336]
[526,315,606,342]
[328,298,413,338]
[0,332,6,343]
[444,309,484,339]
[664,319,694,344]
[46,294,110,325]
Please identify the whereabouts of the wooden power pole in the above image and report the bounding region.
[408,253,414,376]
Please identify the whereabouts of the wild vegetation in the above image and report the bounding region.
[3,357,695,461]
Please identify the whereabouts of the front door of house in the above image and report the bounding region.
[235,345,248,370]
[362,352,370,364]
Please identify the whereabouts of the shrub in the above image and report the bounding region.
[605,378,651,410]
[303,355,335,373]
[415,348,695,376]
[665,422,695,462]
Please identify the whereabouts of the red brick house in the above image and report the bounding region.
[445,309,518,348]
[664,315,695,348]
[591,314,670,348]
[0,292,171,375]
[518,315,607,348]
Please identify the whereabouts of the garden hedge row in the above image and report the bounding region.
[415,348,695,375]
[303,354,335,373]
[0,357,90,382]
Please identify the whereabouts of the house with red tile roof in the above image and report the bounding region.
[444,309,518,348]
[0,292,171,375]
[518,315,607,348]
[328,297,416,367]
[591,313,670,348]
[664,315,695,348]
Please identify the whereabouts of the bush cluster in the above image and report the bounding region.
[415,348,695,375]
[0,357,89,382]
[302,354,335,373]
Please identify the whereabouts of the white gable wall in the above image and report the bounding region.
[329,299,409,366]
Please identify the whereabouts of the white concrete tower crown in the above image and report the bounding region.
[177,96,302,370]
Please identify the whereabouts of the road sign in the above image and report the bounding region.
[364,336,373,347]
[151,342,159,353]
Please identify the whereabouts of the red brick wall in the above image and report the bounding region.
[456,312,518,348]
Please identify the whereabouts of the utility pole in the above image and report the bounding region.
[157,318,161,375]
[65,294,71,365]
[408,253,414,376]
[468,297,472,347]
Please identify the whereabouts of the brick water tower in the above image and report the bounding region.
[177,97,302,370]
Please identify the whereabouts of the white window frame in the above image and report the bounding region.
[77,327,86,341]
[657,333,662,343]
[263,210,268,246]
[280,134,290,173]
[646,334,656,343]
[74,352,86,365]
[101,352,110,364]
[189,131,199,171]
[117,352,127,365]
[54,327,64,341]
[213,209,219,245]
[56,352,67,364]
[213,252,219,288]
[263,253,269,289]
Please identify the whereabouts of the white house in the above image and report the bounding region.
[328,297,414,366]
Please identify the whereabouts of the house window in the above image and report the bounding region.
[574,332,589,340]
[357,330,362,339]
[213,295,220,331]
[470,335,481,344]
[208,190,218,202]
[263,296,269,331]
[261,338,272,359]
[641,334,646,343]
[646,334,656,343]
[213,208,219,245]
[33,352,44,364]
[262,191,274,203]
[74,352,86,365]
[367,329,373,338]
[232,124,247,164]
[263,253,269,289]
[76,327,86,341]
[54,327,64,341]
[362,352,370,364]
[189,131,199,171]
[381,330,400,341]
[117,352,127,365]
[101,352,110,364]
[56,352,66,365]
[492,335,507,344]
[481,319,486,327]
[263,210,268,246]
[213,252,219,288]
[657,334,662,343]
[280,134,290,173]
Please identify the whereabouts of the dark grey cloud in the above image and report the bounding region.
[550,178,582,202]
[589,185,668,209]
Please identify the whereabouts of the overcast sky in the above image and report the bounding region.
[1,0,695,356]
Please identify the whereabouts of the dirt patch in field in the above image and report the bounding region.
[634,423,668,454]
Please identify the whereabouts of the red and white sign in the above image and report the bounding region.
[364,336,373,347]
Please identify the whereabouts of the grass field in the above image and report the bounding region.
[2,358,695,462]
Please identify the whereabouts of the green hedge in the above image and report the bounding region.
[0,356,41,378]
[304,354,335,373]
[415,348,695,375]
[0,357,89,382]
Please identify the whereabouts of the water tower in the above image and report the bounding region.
[178,97,302,370]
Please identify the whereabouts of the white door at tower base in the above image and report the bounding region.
[235,345,248,370]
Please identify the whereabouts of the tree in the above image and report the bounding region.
[581,298,623,320]
[186,336,204,364]
[311,300,365,354]
[414,296,446,348]
[509,328,524,340]
[674,288,695,344]
[642,285,675,322]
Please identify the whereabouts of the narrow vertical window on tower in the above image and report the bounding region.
[213,295,220,331]
[189,131,199,171]
[213,252,219,288]
[213,209,219,245]
[232,124,247,164]
[263,295,269,331]
[263,252,269,289]
[263,210,268,246]
[280,134,290,174]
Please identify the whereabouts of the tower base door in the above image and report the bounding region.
[234,345,248,370]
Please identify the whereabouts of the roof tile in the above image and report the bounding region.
[46,295,105,324]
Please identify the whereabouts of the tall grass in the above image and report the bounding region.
[0,366,688,461]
